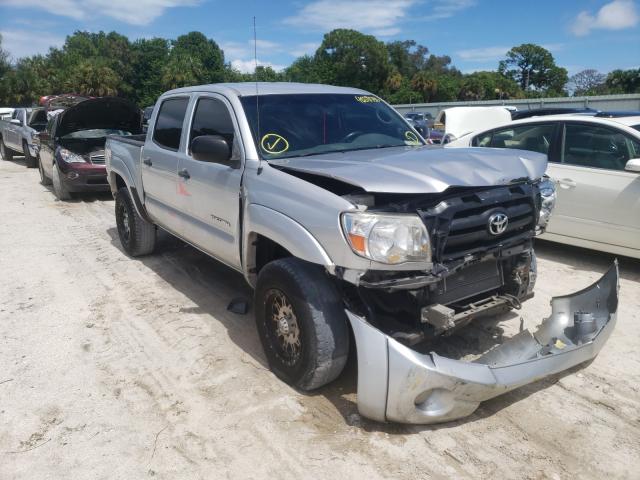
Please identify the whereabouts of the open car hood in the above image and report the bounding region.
[271,146,547,194]
[56,97,142,138]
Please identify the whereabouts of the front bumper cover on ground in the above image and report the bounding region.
[346,262,618,424]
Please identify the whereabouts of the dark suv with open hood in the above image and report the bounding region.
[37,97,142,200]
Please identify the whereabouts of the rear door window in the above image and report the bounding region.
[562,123,640,171]
[488,123,556,155]
[153,97,189,151]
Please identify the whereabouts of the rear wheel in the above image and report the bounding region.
[115,187,156,256]
[0,138,13,161]
[23,141,37,168]
[52,163,72,200]
[255,258,349,391]
[38,156,52,185]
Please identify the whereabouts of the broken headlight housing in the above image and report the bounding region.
[537,177,556,231]
[341,212,431,264]
[57,148,86,163]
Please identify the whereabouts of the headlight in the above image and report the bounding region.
[57,148,86,163]
[537,177,556,230]
[341,212,431,264]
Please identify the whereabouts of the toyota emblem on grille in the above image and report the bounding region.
[488,212,509,235]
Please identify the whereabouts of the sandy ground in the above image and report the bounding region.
[0,156,639,480]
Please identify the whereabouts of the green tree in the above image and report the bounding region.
[3,56,53,105]
[284,55,323,83]
[66,59,119,96]
[0,34,12,103]
[131,38,170,106]
[458,71,521,101]
[411,71,438,102]
[161,53,204,90]
[171,32,225,84]
[498,44,567,94]
[569,69,607,96]
[386,40,429,78]
[605,68,640,94]
[314,29,390,93]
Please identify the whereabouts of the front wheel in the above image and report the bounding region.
[23,142,37,168]
[115,187,156,256]
[0,139,13,161]
[52,163,72,200]
[254,258,349,391]
[38,156,52,185]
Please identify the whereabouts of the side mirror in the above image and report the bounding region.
[625,158,640,173]
[191,135,237,167]
[10,119,22,126]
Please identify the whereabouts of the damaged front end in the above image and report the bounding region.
[347,262,618,424]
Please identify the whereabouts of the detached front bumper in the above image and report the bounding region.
[347,262,618,424]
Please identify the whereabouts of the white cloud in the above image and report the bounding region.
[283,0,419,35]
[222,39,285,73]
[456,46,510,62]
[0,29,65,60]
[571,0,639,36]
[0,0,200,26]
[430,0,476,19]
[230,59,285,73]
[456,43,564,63]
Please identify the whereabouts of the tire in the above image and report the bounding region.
[23,141,37,168]
[52,163,72,200]
[115,187,156,256]
[38,156,52,185]
[254,258,349,391]
[0,138,13,161]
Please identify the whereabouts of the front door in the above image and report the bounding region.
[546,121,640,250]
[141,96,190,234]
[175,94,244,269]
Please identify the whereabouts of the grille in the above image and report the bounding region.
[89,153,105,164]
[418,184,537,262]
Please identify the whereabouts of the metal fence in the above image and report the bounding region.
[393,94,640,117]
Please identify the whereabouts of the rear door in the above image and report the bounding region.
[546,121,640,250]
[175,94,244,269]
[6,110,21,149]
[141,96,190,234]
[37,116,57,178]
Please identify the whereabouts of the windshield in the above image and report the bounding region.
[62,129,133,139]
[240,93,423,160]
[632,124,640,132]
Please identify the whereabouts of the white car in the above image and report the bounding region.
[434,106,513,144]
[447,115,640,259]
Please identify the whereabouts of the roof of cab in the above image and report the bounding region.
[163,82,371,97]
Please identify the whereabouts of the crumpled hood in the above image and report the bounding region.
[56,97,142,138]
[270,146,547,194]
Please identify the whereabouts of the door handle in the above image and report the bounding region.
[178,168,190,180]
[558,178,576,188]
[143,158,152,166]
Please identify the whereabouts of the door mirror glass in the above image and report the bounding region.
[625,158,640,173]
[10,119,22,126]
[191,135,233,165]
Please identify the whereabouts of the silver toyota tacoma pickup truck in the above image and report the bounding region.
[105,83,618,424]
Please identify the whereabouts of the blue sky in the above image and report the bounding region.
[1,0,638,75]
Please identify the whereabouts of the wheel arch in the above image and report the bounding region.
[243,204,334,287]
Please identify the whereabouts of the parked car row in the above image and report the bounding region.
[0,83,619,426]
[1,96,143,200]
